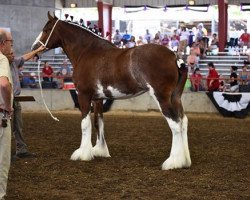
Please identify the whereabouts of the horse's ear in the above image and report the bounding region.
[53,12,58,20]
[47,11,54,21]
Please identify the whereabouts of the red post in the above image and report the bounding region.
[97,0,113,41]
[218,0,228,52]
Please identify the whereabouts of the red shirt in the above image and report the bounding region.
[42,66,53,76]
[207,68,220,91]
[240,33,250,44]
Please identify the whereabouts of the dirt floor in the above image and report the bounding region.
[6,111,250,200]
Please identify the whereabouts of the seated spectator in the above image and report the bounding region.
[42,61,54,82]
[206,62,220,91]
[171,29,180,41]
[112,29,122,47]
[239,28,250,48]
[218,80,226,92]
[122,30,131,47]
[125,36,136,48]
[187,49,199,74]
[208,33,219,55]
[136,36,146,46]
[21,72,37,88]
[152,33,161,45]
[56,59,72,89]
[229,66,239,92]
[239,64,249,85]
[161,34,170,48]
[170,35,179,52]
[190,68,205,92]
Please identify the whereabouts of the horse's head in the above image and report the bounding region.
[32,12,60,51]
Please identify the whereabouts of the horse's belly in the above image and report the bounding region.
[95,84,146,100]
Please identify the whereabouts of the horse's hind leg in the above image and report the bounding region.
[148,87,191,170]
[71,95,94,161]
[92,100,111,158]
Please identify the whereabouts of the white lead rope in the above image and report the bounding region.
[36,19,60,121]
[37,60,59,121]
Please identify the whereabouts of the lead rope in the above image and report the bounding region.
[37,60,59,121]
[36,19,60,121]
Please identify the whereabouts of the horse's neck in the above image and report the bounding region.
[58,24,104,67]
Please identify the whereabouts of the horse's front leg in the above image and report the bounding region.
[92,100,111,158]
[71,94,94,161]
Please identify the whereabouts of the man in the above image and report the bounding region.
[112,29,122,47]
[0,28,13,200]
[5,37,45,159]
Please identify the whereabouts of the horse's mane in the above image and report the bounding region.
[63,20,117,48]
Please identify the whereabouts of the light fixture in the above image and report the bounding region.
[70,3,77,8]
[188,0,195,5]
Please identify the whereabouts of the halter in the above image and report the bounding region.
[38,19,60,47]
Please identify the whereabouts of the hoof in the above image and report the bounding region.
[162,157,191,170]
[92,144,111,158]
[70,148,94,161]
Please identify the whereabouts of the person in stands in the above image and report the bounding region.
[42,61,54,82]
[190,68,205,92]
[239,28,250,48]
[206,62,220,91]
[229,66,239,92]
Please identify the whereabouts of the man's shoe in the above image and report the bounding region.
[16,152,36,158]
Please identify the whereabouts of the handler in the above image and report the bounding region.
[0,28,13,200]
[5,34,45,159]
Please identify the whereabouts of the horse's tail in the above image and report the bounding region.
[172,58,188,98]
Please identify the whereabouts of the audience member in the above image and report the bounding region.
[42,61,54,82]
[239,64,249,85]
[206,62,220,91]
[0,28,13,200]
[229,66,239,92]
[144,29,153,44]
[122,30,131,47]
[112,29,122,47]
[152,33,161,45]
[208,33,219,55]
[187,49,199,74]
[125,36,136,48]
[57,59,72,89]
[171,29,180,41]
[190,68,205,92]
[178,25,189,56]
[136,36,146,46]
[161,34,170,48]
[170,35,179,52]
[239,28,250,48]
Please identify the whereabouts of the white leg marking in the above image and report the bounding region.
[147,84,162,112]
[162,115,191,170]
[71,113,94,161]
[92,116,111,157]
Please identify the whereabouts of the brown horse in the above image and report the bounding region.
[32,12,191,170]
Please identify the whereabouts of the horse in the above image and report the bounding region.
[32,12,191,170]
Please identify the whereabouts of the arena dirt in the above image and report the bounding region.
[6,111,249,200]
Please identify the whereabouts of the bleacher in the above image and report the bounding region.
[22,53,71,74]
[23,52,249,80]
[198,53,248,78]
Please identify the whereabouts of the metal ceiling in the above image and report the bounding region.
[64,0,249,8]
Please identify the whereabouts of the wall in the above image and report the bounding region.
[0,0,57,56]
[20,89,218,113]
